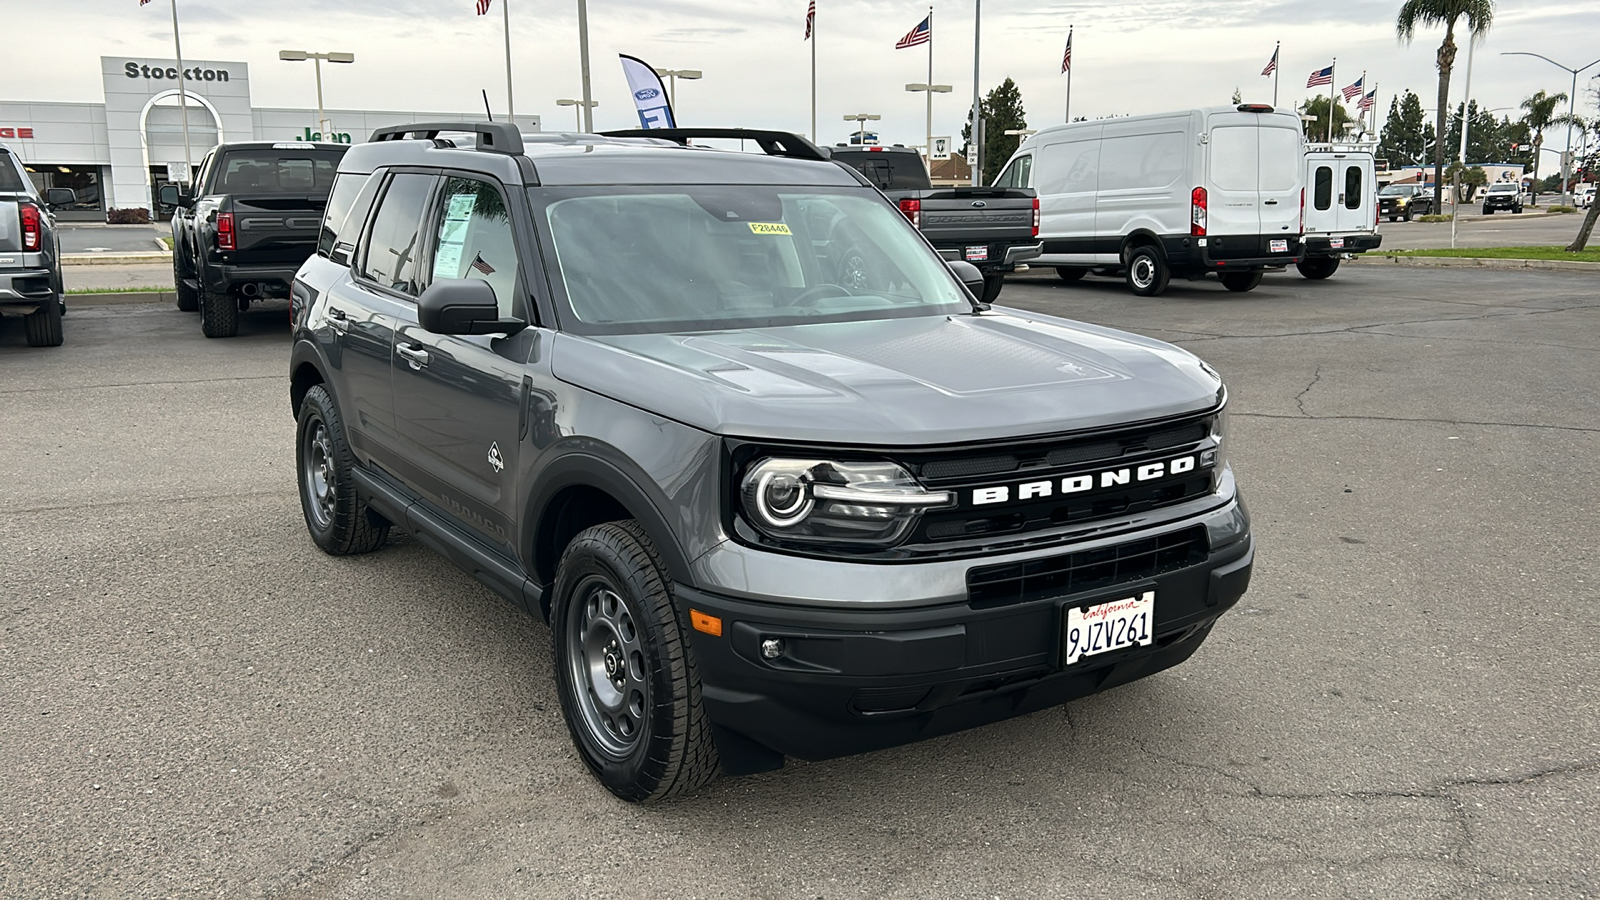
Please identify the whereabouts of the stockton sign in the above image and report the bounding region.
[124,62,233,82]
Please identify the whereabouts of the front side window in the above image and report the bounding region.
[360,173,434,295]
[430,176,520,318]
[538,186,969,334]
[995,155,1032,189]
[317,172,368,258]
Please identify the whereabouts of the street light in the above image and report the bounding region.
[557,98,600,132]
[842,113,881,145]
[906,82,952,171]
[1003,129,1036,137]
[278,50,355,142]
[1501,51,1600,203]
[656,69,702,113]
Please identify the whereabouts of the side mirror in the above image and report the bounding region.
[157,183,186,209]
[45,187,77,209]
[417,278,525,335]
[947,260,986,299]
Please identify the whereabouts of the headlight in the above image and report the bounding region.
[739,458,953,546]
[1206,397,1230,486]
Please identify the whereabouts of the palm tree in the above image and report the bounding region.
[1397,0,1495,205]
[1521,90,1569,197]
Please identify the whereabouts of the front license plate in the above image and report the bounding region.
[1329,237,1345,249]
[965,245,989,261]
[1270,239,1289,253]
[1064,591,1155,666]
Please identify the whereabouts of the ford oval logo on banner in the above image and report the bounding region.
[635,88,660,101]
[618,54,676,129]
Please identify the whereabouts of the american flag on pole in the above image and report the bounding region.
[1306,65,1333,88]
[476,0,492,15]
[1341,76,1365,101]
[140,0,153,5]
[1261,46,1277,77]
[805,0,815,39]
[1357,89,1376,112]
[1061,30,1072,73]
[470,253,497,275]
[895,16,930,49]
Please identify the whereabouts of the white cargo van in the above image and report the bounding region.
[993,104,1304,296]
[1298,143,1382,280]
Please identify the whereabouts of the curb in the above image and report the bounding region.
[67,291,176,306]
[1349,255,1600,272]
[63,252,172,266]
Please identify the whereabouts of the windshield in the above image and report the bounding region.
[1487,184,1518,193]
[1378,185,1412,196]
[538,186,970,334]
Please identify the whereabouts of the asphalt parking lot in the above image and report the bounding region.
[2,265,1597,899]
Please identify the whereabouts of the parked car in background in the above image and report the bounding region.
[1575,183,1594,209]
[1480,181,1524,215]
[1298,144,1382,279]
[1378,182,1432,220]
[0,144,76,347]
[997,104,1304,296]
[160,140,349,338]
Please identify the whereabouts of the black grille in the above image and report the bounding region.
[914,420,1206,486]
[966,527,1208,609]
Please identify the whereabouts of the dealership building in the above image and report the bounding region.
[0,56,538,220]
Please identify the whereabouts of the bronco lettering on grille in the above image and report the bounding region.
[971,455,1200,506]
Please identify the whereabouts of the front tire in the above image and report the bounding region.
[1124,245,1169,297]
[296,384,389,555]
[200,285,238,338]
[1220,270,1264,292]
[24,294,64,347]
[553,521,719,803]
[980,274,1005,304]
[1295,256,1341,280]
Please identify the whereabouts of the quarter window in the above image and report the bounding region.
[430,176,520,318]
[360,173,434,295]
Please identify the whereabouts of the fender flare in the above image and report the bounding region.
[524,452,696,589]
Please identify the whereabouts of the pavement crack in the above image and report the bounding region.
[0,375,281,396]
[1236,412,1600,435]
[1293,367,1322,417]
[2,489,284,516]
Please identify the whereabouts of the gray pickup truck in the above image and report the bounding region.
[827,145,1040,303]
[160,141,349,338]
[0,145,75,347]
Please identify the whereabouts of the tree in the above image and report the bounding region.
[1443,100,1515,163]
[1397,0,1496,209]
[960,78,1027,184]
[1231,87,1243,105]
[1379,90,1428,166]
[1520,89,1569,190]
[1446,162,1487,199]
[1301,94,1356,141]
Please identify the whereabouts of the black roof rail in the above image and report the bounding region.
[369,122,524,155]
[600,128,830,162]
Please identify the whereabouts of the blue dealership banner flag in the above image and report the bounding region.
[619,55,676,129]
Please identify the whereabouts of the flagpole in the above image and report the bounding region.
[970,0,981,186]
[1273,41,1280,107]
[1064,26,1073,124]
[926,7,934,170]
[810,3,816,141]
[169,0,193,186]
[1327,57,1337,143]
[1359,70,1367,139]
[502,0,515,126]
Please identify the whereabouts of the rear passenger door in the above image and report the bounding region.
[389,173,537,554]
[1334,159,1370,233]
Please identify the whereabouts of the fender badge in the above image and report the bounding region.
[487,442,504,473]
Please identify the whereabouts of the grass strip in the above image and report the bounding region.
[66,286,172,295]
[1385,246,1600,263]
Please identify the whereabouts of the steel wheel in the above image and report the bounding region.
[566,577,649,759]
[1130,257,1156,291]
[301,418,336,531]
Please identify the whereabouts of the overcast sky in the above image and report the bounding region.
[6,0,1599,151]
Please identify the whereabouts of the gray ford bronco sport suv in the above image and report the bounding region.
[289,123,1254,803]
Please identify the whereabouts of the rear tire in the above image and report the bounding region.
[1295,257,1341,280]
[1055,266,1087,282]
[296,384,389,555]
[553,521,720,803]
[200,286,238,338]
[1123,245,1169,297]
[1220,270,1264,293]
[24,294,64,347]
[980,274,1005,304]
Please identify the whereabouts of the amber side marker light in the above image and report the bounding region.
[689,609,723,637]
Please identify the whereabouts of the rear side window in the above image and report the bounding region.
[1035,139,1098,195]
[1313,165,1333,210]
[1208,126,1257,192]
[430,176,520,319]
[0,152,28,192]
[831,152,932,191]
[360,173,435,295]
[1344,165,1363,209]
[217,150,344,194]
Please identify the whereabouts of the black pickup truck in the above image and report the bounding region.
[828,146,1040,303]
[160,141,349,338]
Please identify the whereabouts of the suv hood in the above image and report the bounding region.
[552,311,1223,446]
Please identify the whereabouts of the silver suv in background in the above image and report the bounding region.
[0,144,75,347]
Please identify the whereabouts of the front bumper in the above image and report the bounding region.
[683,524,1253,764]
[0,266,56,313]
[1303,232,1383,256]
[1482,198,1520,210]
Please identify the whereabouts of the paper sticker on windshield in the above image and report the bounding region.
[748,222,792,235]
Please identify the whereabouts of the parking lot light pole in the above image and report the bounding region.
[279,50,355,141]
[557,99,599,132]
[906,83,952,171]
[1501,52,1600,204]
[842,113,881,145]
[656,69,702,116]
